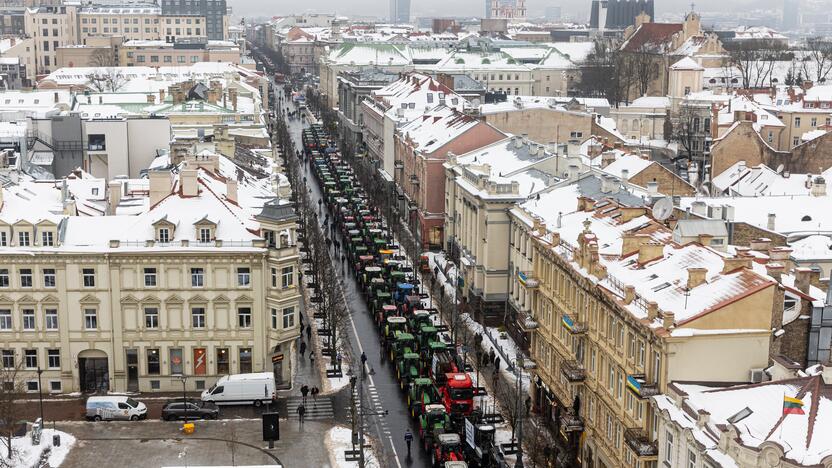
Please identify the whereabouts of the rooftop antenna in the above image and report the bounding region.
[652,197,673,222]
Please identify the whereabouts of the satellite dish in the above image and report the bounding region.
[776,164,785,174]
[652,197,674,221]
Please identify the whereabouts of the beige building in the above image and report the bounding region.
[0,152,300,394]
[119,39,242,67]
[510,180,778,468]
[78,4,206,43]
[24,4,79,75]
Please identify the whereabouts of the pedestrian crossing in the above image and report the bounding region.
[343,384,391,436]
[285,395,335,420]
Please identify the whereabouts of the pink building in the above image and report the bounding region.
[394,106,505,249]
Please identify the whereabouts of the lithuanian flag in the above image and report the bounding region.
[783,395,805,415]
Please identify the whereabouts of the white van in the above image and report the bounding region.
[201,372,276,407]
[86,396,147,421]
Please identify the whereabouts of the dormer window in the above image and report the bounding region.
[199,227,211,243]
[158,227,170,243]
[41,231,54,246]
[18,231,30,246]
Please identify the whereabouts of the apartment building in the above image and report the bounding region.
[160,0,228,41]
[0,152,300,394]
[24,4,79,75]
[509,180,777,468]
[79,5,206,43]
[119,39,242,67]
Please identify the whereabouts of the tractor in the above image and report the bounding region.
[396,352,421,390]
[408,377,440,418]
[418,404,452,452]
[431,433,464,468]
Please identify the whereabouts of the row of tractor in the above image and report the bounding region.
[301,124,508,468]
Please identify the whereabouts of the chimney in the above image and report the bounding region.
[149,170,172,207]
[768,246,793,261]
[624,285,636,304]
[229,88,238,111]
[638,241,663,264]
[181,169,199,197]
[764,262,784,283]
[722,256,752,273]
[662,311,675,329]
[621,169,630,186]
[811,176,826,197]
[159,88,166,102]
[601,151,616,168]
[53,91,59,103]
[107,181,122,215]
[622,233,647,256]
[226,179,238,204]
[696,410,710,429]
[750,237,772,252]
[687,267,707,289]
[647,301,659,321]
[529,144,538,156]
[767,213,776,231]
[146,94,156,104]
[795,267,812,294]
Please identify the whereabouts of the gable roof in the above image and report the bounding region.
[621,23,683,53]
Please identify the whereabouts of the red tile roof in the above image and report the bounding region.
[621,23,683,53]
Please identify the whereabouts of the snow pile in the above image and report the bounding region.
[325,425,380,468]
[3,429,76,468]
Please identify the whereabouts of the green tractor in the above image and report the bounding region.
[408,377,441,419]
[391,331,416,362]
[383,316,408,349]
[417,324,440,352]
[418,404,452,452]
[396,352,421,390]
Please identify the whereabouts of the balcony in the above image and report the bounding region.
[394,160,404,169]
[516,271,539,288]
[626,374,659,399]
[518,312,539,331]
[560,410,584,433]
[560,360,586,382]
[624,428,658,459]
[409,174,420,185]
[561,314,587,334]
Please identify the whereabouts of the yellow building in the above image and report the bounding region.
[508,179,777,468]
[0,152,300,394]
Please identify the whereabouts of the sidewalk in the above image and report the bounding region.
[278,283,322,399]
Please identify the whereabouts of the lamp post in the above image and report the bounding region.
[180,375,188,422]
[36,366,44,423]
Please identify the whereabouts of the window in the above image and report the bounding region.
[191,307,205,328]
[26,381,38,392]
[191,267,204,287]
[84,309,97,330]
[144,268,157,287]
[795,117,801,128]
[0,232,6,246]
[282,306,295,329]
[0,310,10,330]
[793,137,800,147]
[147,349,160,375]
[216,348,229,375]
[169,348,183,375]
[570,131,583,139]
[281,266,294,288]
[43,269,56,288]
[164,55,172,63]
[150,55,159,63]
[1,350,13,368]
[239,348,252,373]
[271,308,278,329]
[687,450,697,468]
[41,231,54,246]
[157,227,170,243]
[0,270,7,288]
[237,267,250,286]
[24,349,37,369]
[87,134,106,151]
[238,307,252,328]
[144,307,159,329]
[45,309,57,330]
[20,269,32,287]
[271,268,277,288]
[811,117,818,127]
[49,381,61,392]
[47,349,60,369]
[18,231,30,246]
[22,309,34,330]
[665,431,674,463]
[82,268,95,287]
[638,341,645,367]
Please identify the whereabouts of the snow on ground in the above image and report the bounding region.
[325,425,380,468]
[4,429,75,468]
[460,313,531,392]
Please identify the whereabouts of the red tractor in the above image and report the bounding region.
[438,373,475,418]
[431,433,464,467]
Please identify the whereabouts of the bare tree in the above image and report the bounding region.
[802,37,832,84]
[0,359,25,460]
[85,68,127,93]
[726,40,788,88]
[524,414,556,468]
[628,44,660,98]
[88,48,116,68]
[671,105,708,165]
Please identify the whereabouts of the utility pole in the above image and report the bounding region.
[358,372,365,468]
[515,356,524,468]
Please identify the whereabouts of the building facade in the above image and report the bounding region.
[160,0,227,40]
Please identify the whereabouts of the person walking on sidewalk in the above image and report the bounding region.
[404,429,413,458]
[306,325,312,341]
[299,340,307,358]
[310,351,315,368]
[300,384,309,404]
[311,386,319,407]
[360,352,367,376]
[297,404,306,427]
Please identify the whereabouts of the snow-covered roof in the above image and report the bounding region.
[371,72,465,122]
[711,162,832,197]
[803,84,832,103]
[789,235,832,261]
[670,56,704,71]
[654,376,832,467]
[629,96,671,108]
[601,154,653,178]
[398,105,483,154]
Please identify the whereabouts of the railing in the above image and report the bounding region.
[560,410,584,433]
[626,374,659,399]
[111,240,259,248]
[560,360,586,382]
[562,314,587,334]
[624,428,658,458]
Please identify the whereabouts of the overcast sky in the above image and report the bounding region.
[228,0,779,21]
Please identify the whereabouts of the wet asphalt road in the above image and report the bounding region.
[283,103,430,468]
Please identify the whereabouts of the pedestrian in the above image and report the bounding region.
[336,352,343,371]
[297,404,306,426]
[360,351,367,368]
[299,340,307,358]
[299,321,305,335]
[311,386,319,407]
[306,325,312,341]
[404,429,413,457]
[525,396,532,416]
[494,356,501,372]
[488,348,495,367]
[301,384,309,404]
[310,351,315,367]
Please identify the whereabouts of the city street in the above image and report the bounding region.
[281,98,430,468]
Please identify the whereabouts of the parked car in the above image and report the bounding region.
[201,372,276,407]
[161,399,219,421]
[86,396,147,421]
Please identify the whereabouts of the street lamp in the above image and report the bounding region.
[36,367,44,424]
[180,375,188,422]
